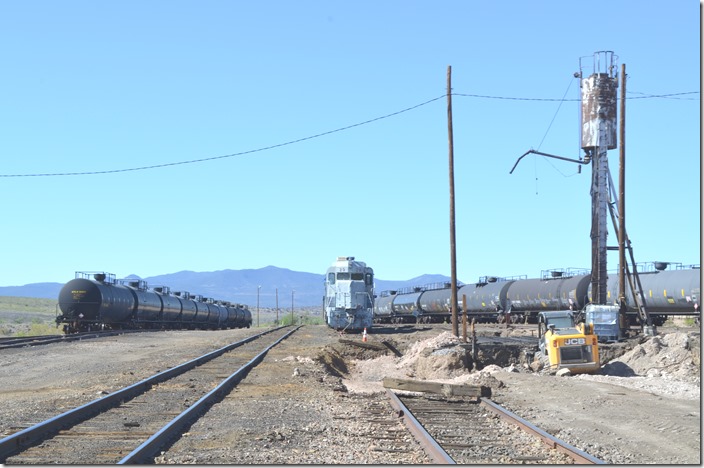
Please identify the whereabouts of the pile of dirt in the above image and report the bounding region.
[339,329,701,400]
[601,332,700,381]
[398,331,467,379]
[340,332,471,393]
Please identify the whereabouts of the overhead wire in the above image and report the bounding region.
[1,94,447,178]
[453,91,699,101]
[1,90,698,178]
[532,77,577,195]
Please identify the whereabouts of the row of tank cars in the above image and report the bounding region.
[373,262,700,326]
[56,271,253,333]
[323,258,700,332]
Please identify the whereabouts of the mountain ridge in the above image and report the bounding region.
[0,267,456,308]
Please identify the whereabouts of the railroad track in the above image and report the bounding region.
[0,326,299,464]
[0,330,148,350]
[388,390,605,464]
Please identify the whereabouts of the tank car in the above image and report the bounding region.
[410,278,520,324]
[324,257,374,332]
[505,273,591,323]
[458,277,517,323]
[391,286,423,316]
[371,265,700,328]
[416,283,453,324]
[56,271,252,333]
[57,272,136,332]
[373,291,399,324]
[602,266,700,325]
[173,290,197,324]
[152,285,182,325]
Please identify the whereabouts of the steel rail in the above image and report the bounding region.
[480,398,605,464]
[0,329,148,350]
[385,389,456,464]
[118,326,300,464]
[0,326,287,462]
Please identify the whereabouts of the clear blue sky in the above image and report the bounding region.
[0,0,700,287]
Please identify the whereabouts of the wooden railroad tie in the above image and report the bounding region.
[382,377,490,398]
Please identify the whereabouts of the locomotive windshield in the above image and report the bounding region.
[337,272,350,280]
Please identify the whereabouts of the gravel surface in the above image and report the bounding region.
[0,323,699,464]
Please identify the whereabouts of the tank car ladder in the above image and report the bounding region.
[605,168,653,333]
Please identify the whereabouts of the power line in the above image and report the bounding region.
[453,91,699,101]
[1,95,447,178]
[1,90,698,178]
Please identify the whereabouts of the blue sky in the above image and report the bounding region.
[0,0,700,288]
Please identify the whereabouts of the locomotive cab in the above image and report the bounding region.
[324,257,374,332]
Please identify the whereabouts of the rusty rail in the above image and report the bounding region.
[385,389,455,464]
[480,398,605,464]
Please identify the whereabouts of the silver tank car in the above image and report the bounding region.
[324,257,374,332]
[505,273,592,322]
[603,267,700,317]
[458,278,516,322]
[392,287,423,317]
[373,291,398,323]
[417,283,453,323]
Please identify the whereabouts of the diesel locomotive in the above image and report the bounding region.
[323,257,374,332]
[56,271,252,333]
[374,263,700,326]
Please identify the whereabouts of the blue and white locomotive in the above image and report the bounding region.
[324,257,374,332]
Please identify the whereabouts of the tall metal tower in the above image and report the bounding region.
[579,51,618,305]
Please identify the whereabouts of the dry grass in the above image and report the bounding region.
[0,296,61,336]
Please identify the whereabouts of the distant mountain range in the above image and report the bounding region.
[0,266,455,308]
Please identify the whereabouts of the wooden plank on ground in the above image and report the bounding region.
[382,377,485,397]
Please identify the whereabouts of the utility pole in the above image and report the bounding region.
[257,285,261,328]
[275,288,279,325]
[618,63,627,325]
[447,65,459,337]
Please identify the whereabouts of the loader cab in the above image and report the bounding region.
[537,310,600,374]
[537,311,576,356]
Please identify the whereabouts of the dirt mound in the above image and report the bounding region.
[337,332,472,393]
[315,345,349,378]
[601,332,700,381]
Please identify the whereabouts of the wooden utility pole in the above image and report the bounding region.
[618,63,627,316]
[447,65,458,337]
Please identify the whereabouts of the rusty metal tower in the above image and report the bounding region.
[578,51,618,305]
